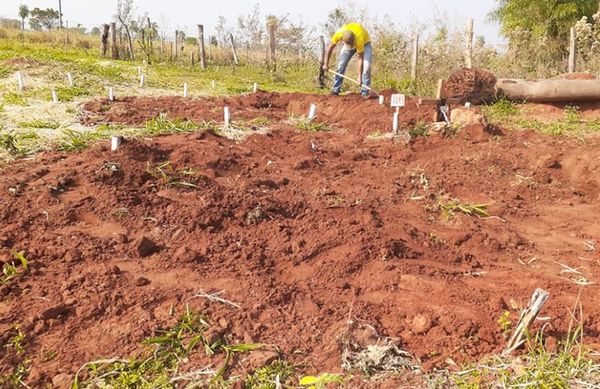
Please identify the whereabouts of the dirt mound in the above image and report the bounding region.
[3,113,600,386]
[81,92,438,133]
[442,68,497,104]
[556,72,597,80]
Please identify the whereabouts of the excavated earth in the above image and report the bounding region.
[2,92,600,387]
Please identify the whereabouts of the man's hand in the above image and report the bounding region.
[358,77,363,86]
[322,64,329,72]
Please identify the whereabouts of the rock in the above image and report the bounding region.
[412,314,433,335]
[33,320,47,335]
[450,108,488,128]
[135,277,151,287]
[52,373,72,389]
[174,246,201,264]
[427,121,448,133]
[64,249,82,263]
[41,304,68,320]
[64,298,77,307]
[548,160,562,169]
[243,350,280,370]
[134,236,160,257]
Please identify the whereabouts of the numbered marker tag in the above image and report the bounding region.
[390,94,406,108]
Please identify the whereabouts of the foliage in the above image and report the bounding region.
[0,131,40,158]
[0,325,30,387]
[436,198,490,221]
[144,116,197,135]
[244,360,295,389]
[29,7,60,31]
[299,373,344,389]
[18,5,29,30]
[58,128,109,151]
[146,161,201,189]
[1,250,29,286]
[3,92,27,106]
[18,119,60,129]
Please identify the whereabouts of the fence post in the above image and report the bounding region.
[174,30,179,60]
[410,34,419,81]
[101,24,110,57]
[318,35,326,88]
[198,25,206,69]
[146,17,153,62]
[568,26,576,73]
[465,18,474,69]
[267,23,276,65]
[110,22,118,59]
[230,33,239,65]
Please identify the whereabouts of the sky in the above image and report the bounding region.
[1,0,505,43]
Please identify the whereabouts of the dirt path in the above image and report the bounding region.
[2,95,600,387]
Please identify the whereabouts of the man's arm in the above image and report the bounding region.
[357,52,364,85]
[323,42,336,71]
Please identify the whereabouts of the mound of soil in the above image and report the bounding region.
[81,92,437,133]
[3,94,600,387]
[442,68,497,104]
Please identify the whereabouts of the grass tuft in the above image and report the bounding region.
[144,116,198,135]
[18,119,60,129]
[3,92,27,106]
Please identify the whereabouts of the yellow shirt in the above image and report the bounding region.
[331,23,370,53]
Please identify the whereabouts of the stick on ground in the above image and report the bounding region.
[503,288,550,355]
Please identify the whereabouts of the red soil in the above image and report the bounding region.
[442,68,498,104]
[2,95,600,387]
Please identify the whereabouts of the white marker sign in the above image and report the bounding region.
[224,106,231,125]
[308,103,317,120]
[183,83,189,98]
[108,87,114,101]
[51,90,58,103]
[379,95,385,105]
[66,73,74,86]
[253,83,258,93]
[16,71,24,92]
[390,94,406,108]
[140,74,145,88]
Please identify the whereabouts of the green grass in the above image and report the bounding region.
[18,119,60,129]
[481,98,520,122]
[144,116,199,135]
[0,324,30,388]
[434,198,490,221]
[58,128,109,151]
[0,130,43,158]
[1,250,29,286]
[73,306,263,388]
[54,85,91,102]
[290,116,332,132]
[0,65,13,79]
[3,92,28,106]
[245,360,296,389]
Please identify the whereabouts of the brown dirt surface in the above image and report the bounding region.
[442,68,498,104]
[2,95,600,387]
[556,72,597,80]
[81,92,437,132]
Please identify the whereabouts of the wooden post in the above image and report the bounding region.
[568,26,576,73]
[198,25,206,69]
[435,79,444,100]
[174,30,179,60]
[208,35,213,61]
[64,21,69,53]
[267,23,276,64]
[318,35,326,88]
[146,17,153,62]
[160,37,164,61]
[170,41,174,62]
[190,51,195,65]
[410,34,419,81]
[503,289,549,355]
[465,18,474,69]
[230,33,239,65]
[101,24,110,57]
[110,22,118,59]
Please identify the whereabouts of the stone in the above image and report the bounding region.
[412,314,433,335]
[174,246,201,264]
[41,304,68,320]
[64,249,82,263]
[135,277,151,287]
[134,236,160,258]
[243,350,280,370]
[450,107,488,128]
[52,373,72,389]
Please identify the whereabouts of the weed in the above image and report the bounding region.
[146,161,200,189]
[290,115,331,132]
[0,325,30,388]
[58,128,108,151]
[564,105,581,124]
[0,65,13,78]
[497,311,512,336]
[435,198,489,221]
[54,85,90,102]
[144,116,197,135]
[3,92,27,106]
[482,98,519,122]
[0,131,41,157]
[245,360,295,389]
[18,119,60,129]
[1,250,29,286]
[299,373,344,389]
[409,122,429,139]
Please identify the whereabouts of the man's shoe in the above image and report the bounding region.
[331,91,339,96]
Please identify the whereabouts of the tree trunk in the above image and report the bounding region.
[110,22,118,59]
[497,79,600,102]
[117,16,135,61]
[198,25,206,69]
[101,24,110,57]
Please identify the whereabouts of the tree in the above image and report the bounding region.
[18,4,29,30]
[29,18,42,31]
[215,16,229,47]
[29,8,60,30]
[237,3,264,49]
[490,0,597,41]
[90,26,101,36]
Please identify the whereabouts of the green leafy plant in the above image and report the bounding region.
[3,92,27,106]
[409,122,429,139]
[299,373,343,389]
[0,131,40,157]
[245,360,295,389]
[0,325,30,388]
[146,161,200,189]
[54,85,90,102]
[144,116,197,135]
[1,250,29,286]
[497,311,512,336]
[436,198,490,221]
[58,128,108,151]
[18,119,60,129]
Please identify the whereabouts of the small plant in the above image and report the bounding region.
[58,128,108,151]
[409,122,429,139]
[435,198,489,221]
[144,116,197,135]
[290,115,331,132]
[54,85,89,102]
[0,325,30,388]
[18,119,60,129]
[299,373,343,389]
[146,161,200,189]
[564,105,581,124]
[3,92,27,106]
[497,311,512,336]
[0,131,40,157]
[245,360,295,389]
[482,98,519,121]
[1,250,29,286]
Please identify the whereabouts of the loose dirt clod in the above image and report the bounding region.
[134,235,160,257]
[443,68,497,104]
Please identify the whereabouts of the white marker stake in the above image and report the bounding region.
[108,87,114,101]
[253,83,258,93]
[111,136,122,151]
[137,66,142,76]
[379,95,385,105]
[66,73,74,86]
[465,102,471,109]
[183,83,189,98]
[308,103,317,120]
[51,90,59,103]
[393,112,399,133]
[140,74,145,88]
[224,107,231,126]
[212,80,216,89]
[16,71,24,92]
